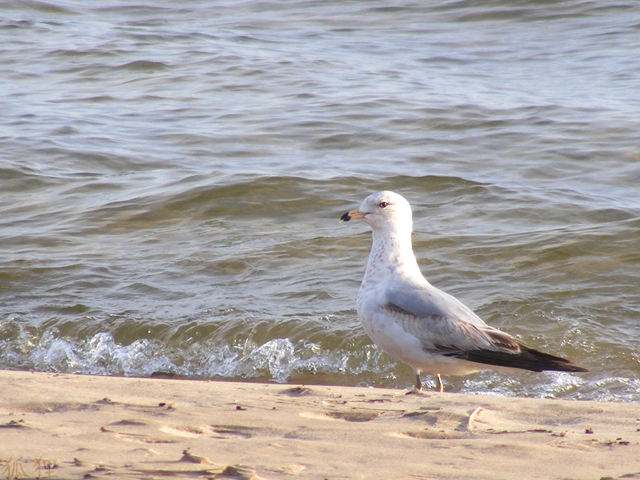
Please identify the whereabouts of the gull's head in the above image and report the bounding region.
[340,191,413,233]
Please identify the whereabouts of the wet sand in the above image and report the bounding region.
[0,370,638,480]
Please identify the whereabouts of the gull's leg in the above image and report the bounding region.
[406,369,424,395]
[434,374,443,393]
[415,372,423,391]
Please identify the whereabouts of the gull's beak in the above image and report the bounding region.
[340,209,366,222]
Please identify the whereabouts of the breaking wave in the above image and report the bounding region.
[0,325,393,386]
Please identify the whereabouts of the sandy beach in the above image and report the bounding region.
[0,370,638,480]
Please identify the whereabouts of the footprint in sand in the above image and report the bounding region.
[210,424,267,439]
[387,430,468,440]
[159,425,207,438]
[299,410,380,422]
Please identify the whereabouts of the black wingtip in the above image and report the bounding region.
[520,346,590,373]
[340,211,351,222]
[445,345,589,374]
[561,363,589,373]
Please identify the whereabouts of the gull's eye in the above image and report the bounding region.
[379,201,389,208]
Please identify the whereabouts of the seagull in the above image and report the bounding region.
[340,190,588,392]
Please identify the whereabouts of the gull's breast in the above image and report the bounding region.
[357,287,425,365]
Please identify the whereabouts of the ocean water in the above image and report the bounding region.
[1,0,639,401]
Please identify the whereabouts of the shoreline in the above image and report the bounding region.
[0,369,638,480]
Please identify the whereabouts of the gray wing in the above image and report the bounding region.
[384,283,520,355]
[384,282,587,373]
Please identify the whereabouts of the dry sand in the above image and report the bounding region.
[0,370,638,480]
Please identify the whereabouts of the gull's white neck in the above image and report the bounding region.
[362,225,423,285]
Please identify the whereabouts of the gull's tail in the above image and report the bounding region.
[448,344,589,373]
